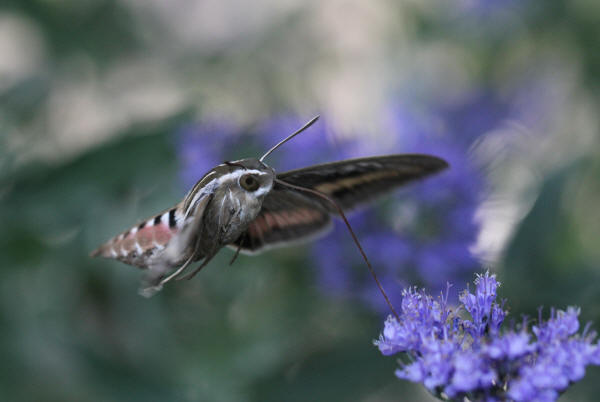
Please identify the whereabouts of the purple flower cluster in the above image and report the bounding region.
[375,272,600,401]
[176,121,242,189]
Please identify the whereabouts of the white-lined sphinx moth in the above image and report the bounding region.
[91,117,448,305]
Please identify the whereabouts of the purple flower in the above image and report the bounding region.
[176,121,241,188]
[448,351,497,396]
[485,331,533,360]
[459,273,505,337]
[375,272,600,402]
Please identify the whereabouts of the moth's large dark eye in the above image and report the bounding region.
[240,174,260,191]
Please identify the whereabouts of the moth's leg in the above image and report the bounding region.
[139,235,203,296]
[158,252,196,285]
[177,250,219,281]
[229,242,243,266]
[139,272,166,297]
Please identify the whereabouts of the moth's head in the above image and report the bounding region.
[219,158,275,198]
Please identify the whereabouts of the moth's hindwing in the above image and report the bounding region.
[232,188,332,254]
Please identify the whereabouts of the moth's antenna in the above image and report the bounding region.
[259,115,320,163]
[274,178,400,320]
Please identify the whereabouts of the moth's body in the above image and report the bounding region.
[92,159,275,286]
[92,151,448,295]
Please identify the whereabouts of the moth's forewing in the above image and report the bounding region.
[230,154,448,254]
[276,154,448,211]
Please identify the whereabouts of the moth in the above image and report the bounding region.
[91,117,448,298]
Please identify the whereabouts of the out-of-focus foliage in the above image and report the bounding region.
[1,0,599,401]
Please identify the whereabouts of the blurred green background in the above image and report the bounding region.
[1,1,599,401]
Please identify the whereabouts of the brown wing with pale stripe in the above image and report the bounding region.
[232,154,447,254]
[275,154,448,213]
[232,189,332,254]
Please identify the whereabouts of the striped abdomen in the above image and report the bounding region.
[91,206,183,268]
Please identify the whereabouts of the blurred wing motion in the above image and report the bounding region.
[233,154,448,253]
